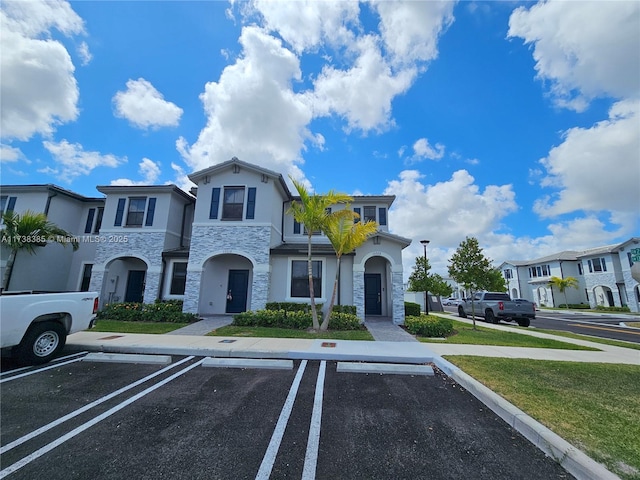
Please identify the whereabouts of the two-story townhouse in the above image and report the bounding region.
[577,238,640,311]
[88,185,195,306]
[500,251,587,307]
[181,158,411,324]
[0,185,104,292]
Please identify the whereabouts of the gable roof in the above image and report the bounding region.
[188,157,292,199]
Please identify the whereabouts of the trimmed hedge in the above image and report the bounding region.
[97,300,199,323]
[595,305,631,312]
[404,315,453,337]
[264,302,356,315]
[233,309,362,331]
[557,303,590,309]
[404,302,421,317]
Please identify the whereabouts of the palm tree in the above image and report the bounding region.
[548,276,579,309]
[1,210,79,291]
[287,177,352,331]
[321,210,378,331]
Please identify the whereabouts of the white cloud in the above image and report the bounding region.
[533,99,640,220]
[0,0,85,140]
[311,34,417,132]
[508,0,640,111]
[251,0,360,53]
[110,158,161,186]
[170,162,196,193]
[113,78,183,130]
[177,25,315,181]
[371,0,455,66]
[43,139,125,182]
[77,41,92,65]
[0,144,26,163]
[411,137,445,161]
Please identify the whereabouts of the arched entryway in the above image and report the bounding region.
[198,253,254,315]
[364,256,391,317]
[511,288,519,299]
[593,285,615,307]
[101,256,149,304]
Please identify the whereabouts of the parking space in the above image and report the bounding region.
[0,358,573,479]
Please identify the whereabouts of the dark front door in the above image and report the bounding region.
[226,269,249,313]
[364,273,382,315]
[125,270,145,303]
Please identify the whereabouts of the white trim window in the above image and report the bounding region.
[289,259,323,299]
[166,261,188,298]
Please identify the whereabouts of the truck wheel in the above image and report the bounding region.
[458,306,467,318]
[517,318,530,328]
[485,310,497,324]
[14,322,67,365]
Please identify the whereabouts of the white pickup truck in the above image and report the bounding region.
[0,291,99,364]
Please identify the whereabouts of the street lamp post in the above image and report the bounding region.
[420,239,430,315]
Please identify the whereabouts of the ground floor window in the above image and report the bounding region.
[80,264,92,291]
[170,262,188,295]
[291,260,322,298]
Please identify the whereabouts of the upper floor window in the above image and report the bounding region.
[528,264,550,278]
[84,207,105,234]
[114,197,156,227]
[363,206,376,223]
[504,269,512,280]
[210,186,257,221]
[126,197,147,226]
[588,258,607,273]
[578,262,583,275]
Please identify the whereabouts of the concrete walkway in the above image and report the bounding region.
[364,317,418,342]
[166,315,233,336]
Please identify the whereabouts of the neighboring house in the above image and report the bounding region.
[0,184,104,292]
[499,237,640,312]
[88,185,195,306]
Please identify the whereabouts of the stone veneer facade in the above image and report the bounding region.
[182,224,272,314]
[89,232,166,306]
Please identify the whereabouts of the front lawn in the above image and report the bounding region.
[417,319,600,350]
[446,356,640,480]
[93,320,190,334]
[209,325,374,341]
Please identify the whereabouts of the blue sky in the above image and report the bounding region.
[1,0,639,277]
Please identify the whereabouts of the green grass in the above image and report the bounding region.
[417,319,600,350]
[524,327,640,351]
[93,320,190,334]
[445,356,640,480]
[209,325,375,341]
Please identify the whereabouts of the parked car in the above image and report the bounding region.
[458,291,535,327]
[513,298,538,311]
[0,291,99,364]
[443,297,461,306]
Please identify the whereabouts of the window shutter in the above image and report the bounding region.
[114,198,126,226]
[378,207,387,226]
[294,219,301,234]
[145,198,156,226]
[85,208,96,233]
[94,207,104,233]
[353,207,361,223]
[6,197,16,213]
[210,188,220,219]
[246,187,256,219]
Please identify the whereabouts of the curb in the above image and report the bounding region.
[336,362,434,375]
[202,358,293,370]
[432,356,620,480]
[82,353,172,365]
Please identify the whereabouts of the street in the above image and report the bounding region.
[442,305,640,344]
[0,355,573,480]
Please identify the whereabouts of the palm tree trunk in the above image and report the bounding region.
[1,249,17,291]
[320,256,341,331]
[563,291,569,309]
[307,234,319,330]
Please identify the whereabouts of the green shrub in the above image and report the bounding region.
[558,303,590,309]
[233,309,362,331]
[265,302,322,313]
[405,315,453,337]
[594,305,631,312]
[331,305,357,315]
[97,301,198,323]
[404,302,421,317]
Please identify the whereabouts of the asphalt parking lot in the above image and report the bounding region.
[1,354,573,480]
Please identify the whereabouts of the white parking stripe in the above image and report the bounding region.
[0,358,205,479]
[255,360,308,480]
[302,360,326,480]
[0,356,195,455]
[0,352,88,378]
[0,357,85,384]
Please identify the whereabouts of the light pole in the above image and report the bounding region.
[420,239,430,315]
